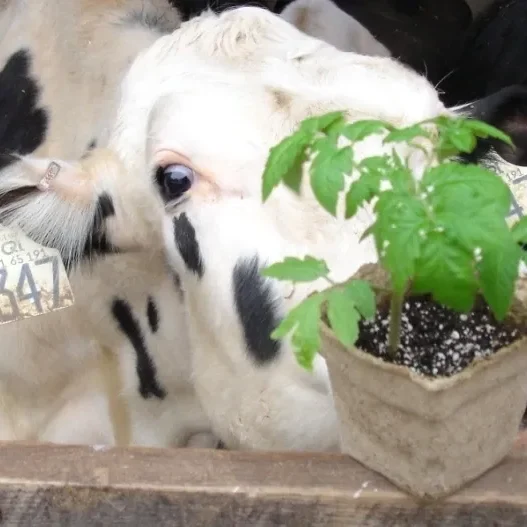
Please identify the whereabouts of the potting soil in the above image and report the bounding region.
[356,295,524,377]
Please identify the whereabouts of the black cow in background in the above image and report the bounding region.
[440,0,527,106]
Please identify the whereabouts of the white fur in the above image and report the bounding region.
[0,7,450,450]
[0,1,388,447]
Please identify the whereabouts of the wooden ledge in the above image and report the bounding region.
[0,438,526,526]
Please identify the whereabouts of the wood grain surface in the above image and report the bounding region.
[0,435,525,526]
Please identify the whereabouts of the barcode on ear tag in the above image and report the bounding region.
[0,226,75,325]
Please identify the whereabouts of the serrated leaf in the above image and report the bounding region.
[300,111,345,135]
[271,293,326,371]
[358,155,393,176]
[373,193,428,292]
[387,167,414,193]
[343,280,376,320]
[342,120,390,142]
[282,149,308,193]
[384,124,429,144]
[478,238,521,320]
[511,216,527,244]
[465,119,513,146]
[412,232,478,312]
[327,290,360,347]
[309,141,352,215]
[325,116,348,142]
[435,136,461,161]
[262,131,312,201]
[423,163,512,217]
[436,205,511,255]
[345,178,373,218]
[447,127,477,153]
[344,155,392,218]
[261,256,329,282]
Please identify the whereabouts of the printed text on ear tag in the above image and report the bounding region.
[0,226,75,325]
[484,152,527,227]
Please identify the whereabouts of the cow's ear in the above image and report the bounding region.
[0,149,121,269]
[461,85,527,166]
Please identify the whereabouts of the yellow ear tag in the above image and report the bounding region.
[0,225,75,325]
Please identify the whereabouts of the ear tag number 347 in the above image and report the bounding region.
[0,226,75,325]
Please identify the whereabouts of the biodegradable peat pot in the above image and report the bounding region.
[320,263,527,500]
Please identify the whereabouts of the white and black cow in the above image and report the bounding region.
[1,6,525,451]
[0,1,388,446]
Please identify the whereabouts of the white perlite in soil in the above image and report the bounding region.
[356,295,522,377]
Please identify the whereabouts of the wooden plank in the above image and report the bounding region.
[0,439,525,526]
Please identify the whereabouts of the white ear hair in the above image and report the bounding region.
[0,151,112,268]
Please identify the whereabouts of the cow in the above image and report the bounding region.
[2,6,525,451]
[0,0,388,447]
[441,0,527,109]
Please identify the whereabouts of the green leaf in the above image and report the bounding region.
[300,111,345,135]
[309,139,352,215]
[344,155,392,218]
[436,205,511,255]
[464,119,513,146]
[384,124,429,144]
[282,149,308,194]
[345,178,372,218]
[423,163,512,218]
[447,127,477,153]
[261,256,329,282]
[372,193,429,293]
[262,131,312,201]
[412,232,478,312]
[341,120,390,142]
[327,290,360,347]
[511,216,527,244]
[271,293,326,371]
[435,136,462,161]
[386,166,414,194]
[478,238,521,320]
[325,116,348,142]
[343,280,376,320]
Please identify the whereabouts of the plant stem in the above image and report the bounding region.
[387,290,404,357]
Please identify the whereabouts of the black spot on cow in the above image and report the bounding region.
[273,0,293,13]
[173,213,204,278]
[75,193,119,270]
[0,49,48,158]
[232,256,282,365]
[97,192,115,219]
[441,0,527,107]
[111,297,166,400]
[147,296,159,333]
[0,153,19,171]
[460,85,527,167]
[177,0,272,21]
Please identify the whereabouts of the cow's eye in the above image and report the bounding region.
[156,164,195,202]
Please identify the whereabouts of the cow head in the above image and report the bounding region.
[2,7,526,450]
